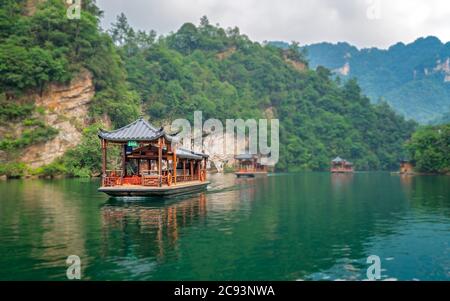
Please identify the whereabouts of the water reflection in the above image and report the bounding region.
[101,193,208,262]
[0,173,448,280]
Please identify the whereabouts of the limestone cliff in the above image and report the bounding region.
[2,69,107,169]
[22,70,96,168]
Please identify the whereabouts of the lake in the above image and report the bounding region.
[0,172,449,280]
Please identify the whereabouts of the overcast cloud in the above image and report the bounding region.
[96,0,450,49]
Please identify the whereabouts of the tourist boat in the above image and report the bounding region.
[234,154,268,177]
[330,157,354,173]
[391,159,416,176]
[399,160,415,175]
[97,118,209,197]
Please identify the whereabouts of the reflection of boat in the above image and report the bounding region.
[234,154,268,177]
[97,118,209,197]
[331,157,354,173]
[101,193,208,259]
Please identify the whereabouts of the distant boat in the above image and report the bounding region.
[331,157,354,173]
[234,154,268,178]
[399,160,415,175]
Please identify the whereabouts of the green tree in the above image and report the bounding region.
[406,124,450,173]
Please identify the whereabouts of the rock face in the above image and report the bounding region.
[335,62,350,76]
[21,70,96,168]
[283,56,307,72]
[24,0,44,16]
[202,132,236,172]
[216,47,237,60]
[434,58,450,82]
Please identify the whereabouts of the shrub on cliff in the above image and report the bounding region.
[0,162,27,178]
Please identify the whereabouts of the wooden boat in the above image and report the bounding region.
[330,157,354,173]
[399,160,415,175]
[98,118,209,197]
[234,154,268,177]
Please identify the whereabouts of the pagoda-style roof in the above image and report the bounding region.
[235,153,256,160]
[98,117,176,142]
[332,157,352,165]
[177,148,209,160]
[332,157,344,163]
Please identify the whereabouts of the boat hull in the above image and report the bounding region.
[235,171,268,178]
[331,170,354,174]
[98,181,210,197]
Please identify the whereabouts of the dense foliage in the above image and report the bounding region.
[112,15,416,171]
[0,2,419,176]
[406,124,450,174]
[0,0,139,126]
[273,37,450,124]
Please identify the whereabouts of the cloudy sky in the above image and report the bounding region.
[96,0,450,49]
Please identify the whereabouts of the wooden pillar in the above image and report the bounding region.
[173,148,177,185]
[183,159,186,180]
[101,139,107,177]
[197,161,201,180]
[137,159,141,175]
[101,139,107,175]
[190,160,194,180]
[204,158,207,181]
[122,143,126,177]
[158,138,162,187]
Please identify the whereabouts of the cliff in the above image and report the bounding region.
[1,70,108,168]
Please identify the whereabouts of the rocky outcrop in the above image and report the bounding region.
[283,56,307,72]
[21,70,96,168]
[203,133,234,172]
[434,58,450,82]
[24,0,44,16]
[335,62,350,76]
[216,47,237,60]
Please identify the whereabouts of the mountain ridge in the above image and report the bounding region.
[271,36,450,124]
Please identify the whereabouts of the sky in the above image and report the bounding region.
[96,0,450,49]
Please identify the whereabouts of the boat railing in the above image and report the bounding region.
[141,170,161,187]
[102,170,123,187]
[102,169,203,187]
[176,175,189,182]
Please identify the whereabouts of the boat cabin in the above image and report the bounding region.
[331,157,354,173]
[234,154,268,177]
[97,118,209,196]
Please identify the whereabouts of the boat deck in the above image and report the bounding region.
[98,181,210,197]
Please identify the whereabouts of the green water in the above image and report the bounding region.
[0,173,449,281]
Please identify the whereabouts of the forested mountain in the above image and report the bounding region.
[0,0,140,127]
[271,37,450,124]
[109,14,416,171]
[0,1,417,176]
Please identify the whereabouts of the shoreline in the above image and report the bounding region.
[2,170,450,181]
